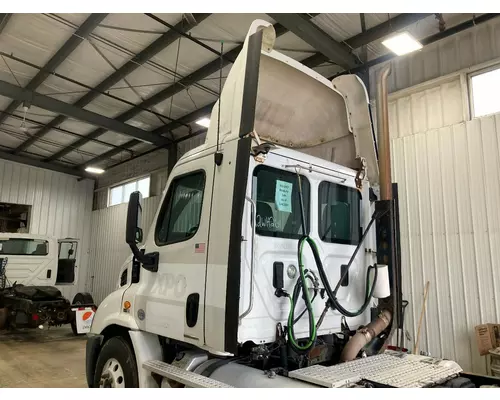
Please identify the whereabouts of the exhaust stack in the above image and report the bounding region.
[376,65,392,200]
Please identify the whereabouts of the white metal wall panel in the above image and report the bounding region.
[87,195,161,304]
[178,134,207,158]
[391,98,500,374]
[0,159,94,300]
[386,77,465,139]
[370,17,500,94]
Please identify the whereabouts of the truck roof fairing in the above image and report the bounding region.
[202,19,379,186]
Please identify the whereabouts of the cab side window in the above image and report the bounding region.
[155,171,205,245]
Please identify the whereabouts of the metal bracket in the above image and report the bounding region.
[355,157,367,190]
[250,130,274,163]
[283,164,348,183]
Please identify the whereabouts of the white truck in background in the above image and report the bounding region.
[0,233,95,334]
[84,20,500,388]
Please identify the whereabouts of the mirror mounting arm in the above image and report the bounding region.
[128,244,159,273]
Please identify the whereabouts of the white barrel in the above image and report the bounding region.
[370,264,390,299]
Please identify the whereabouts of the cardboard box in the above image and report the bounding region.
[475,324,500,356]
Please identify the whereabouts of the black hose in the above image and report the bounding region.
[305,236,379,318]
[333,211,384,295]
[331,266,378,317]
[288,171,383,347]
[292,274,318,324]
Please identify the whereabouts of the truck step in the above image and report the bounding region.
[289,351,463,388]
[143,360,234,388]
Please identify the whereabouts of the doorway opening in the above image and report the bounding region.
[0,202,31,233]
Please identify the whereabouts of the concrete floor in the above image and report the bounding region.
[0,326,87,388]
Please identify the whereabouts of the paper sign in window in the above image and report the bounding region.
[275,180,293,213]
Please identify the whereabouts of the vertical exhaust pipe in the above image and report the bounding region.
[376,65,392,200]
[340,66,397,363]
[375,64,399,348]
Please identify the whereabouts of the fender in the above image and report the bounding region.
[86,322,161,388]
[91,311,139,334]
[128,331,163,388]
[90,289,162,387]
[90,288,139,334]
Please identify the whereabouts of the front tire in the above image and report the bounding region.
[93,336,139,388]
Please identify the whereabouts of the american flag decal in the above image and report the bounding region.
[195,243,206,253]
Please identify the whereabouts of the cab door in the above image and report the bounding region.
[56,239,79,285]
[134,152,214,347]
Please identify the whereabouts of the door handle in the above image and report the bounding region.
[239,196,255,321]
[185,293,200,328]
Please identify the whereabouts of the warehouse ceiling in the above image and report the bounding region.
[0,12,493,178]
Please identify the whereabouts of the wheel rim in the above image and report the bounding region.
[99,358,125,388]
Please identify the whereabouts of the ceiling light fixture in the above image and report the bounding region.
[196,117,211,128]
[85,166,105,174]
[382,32,423,56]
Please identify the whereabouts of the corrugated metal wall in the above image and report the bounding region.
[178,134,206,158]
[0,159,94,300]
[388,77,466,139]
[368,18,500,373]
[88,196,161,304]
[388,74,500,373]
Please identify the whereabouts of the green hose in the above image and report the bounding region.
[287,238,317,352]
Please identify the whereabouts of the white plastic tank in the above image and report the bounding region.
[369,264,391,299]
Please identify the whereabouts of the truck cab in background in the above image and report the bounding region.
[0,234,79,287]
[85,20,500,389]
[0,233,95,333]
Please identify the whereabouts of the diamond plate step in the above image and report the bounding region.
[289,352,462,388]
[143,360,234,388]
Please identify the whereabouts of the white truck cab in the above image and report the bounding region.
[0,233,79,287]
[85,20,494,389]
[0,233,95,333]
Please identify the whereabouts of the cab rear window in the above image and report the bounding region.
[0,239,49,255]
[318,181,361,245]
[252,166,310,240]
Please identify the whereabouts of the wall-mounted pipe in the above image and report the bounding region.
[376,64,392,200]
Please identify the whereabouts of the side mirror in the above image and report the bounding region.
[125,191,159,272]
[126,191,143,245]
